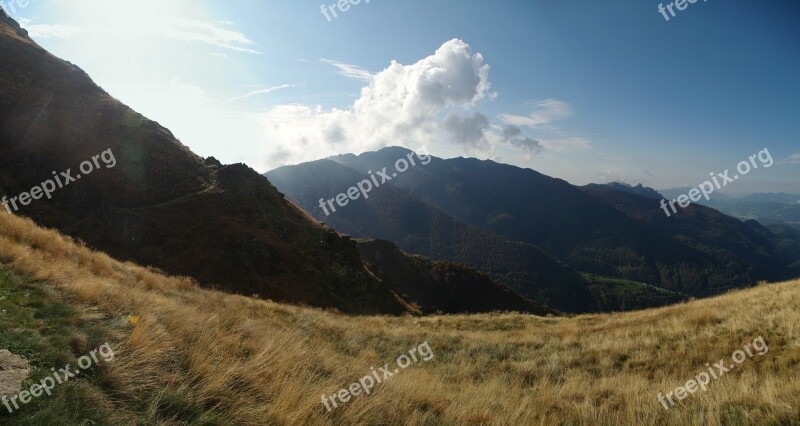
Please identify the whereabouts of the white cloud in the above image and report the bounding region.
[255,40,591,169]
[320,59,374,81]
[258,39,493,168]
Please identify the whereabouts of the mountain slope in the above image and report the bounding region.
[266,159,595,313]
[0,10,405,314]
[580,186,792,292]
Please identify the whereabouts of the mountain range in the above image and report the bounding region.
[267,148,800,312]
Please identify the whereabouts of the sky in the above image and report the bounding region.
[3,0,799,194]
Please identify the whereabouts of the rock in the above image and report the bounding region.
[204,156,223,168]
[0,350,29,397]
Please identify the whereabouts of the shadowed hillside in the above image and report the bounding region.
[357,239,553,315]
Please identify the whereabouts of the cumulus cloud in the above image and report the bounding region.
[259,39,492,166]
[256,39,589,169]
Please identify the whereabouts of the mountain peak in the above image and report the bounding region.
[0,7,30,40]
[588,182,663,199]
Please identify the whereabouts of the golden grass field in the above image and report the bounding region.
[0,210,798,425]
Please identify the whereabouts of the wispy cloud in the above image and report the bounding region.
[781,152,800,164]
[163,17,260,54]
[499,99,573,130]
[225,84,303,103]
[20,16,261,54]
[496,99,589,152]
[23,23,86,38]
[320,59,374,81]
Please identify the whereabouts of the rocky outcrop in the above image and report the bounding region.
[0,350,29,397]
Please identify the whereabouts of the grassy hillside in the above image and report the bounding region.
[0,211,798,425]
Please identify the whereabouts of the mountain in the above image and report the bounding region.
[0,11,408,314]
[357,239,552,315]
[266,158,596,313]
[321,147,797,297]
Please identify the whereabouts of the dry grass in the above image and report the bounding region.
[0,210,798,425]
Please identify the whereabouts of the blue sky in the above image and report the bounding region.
[4,0,799,193]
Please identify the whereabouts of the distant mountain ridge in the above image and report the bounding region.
[660,188,800,230]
